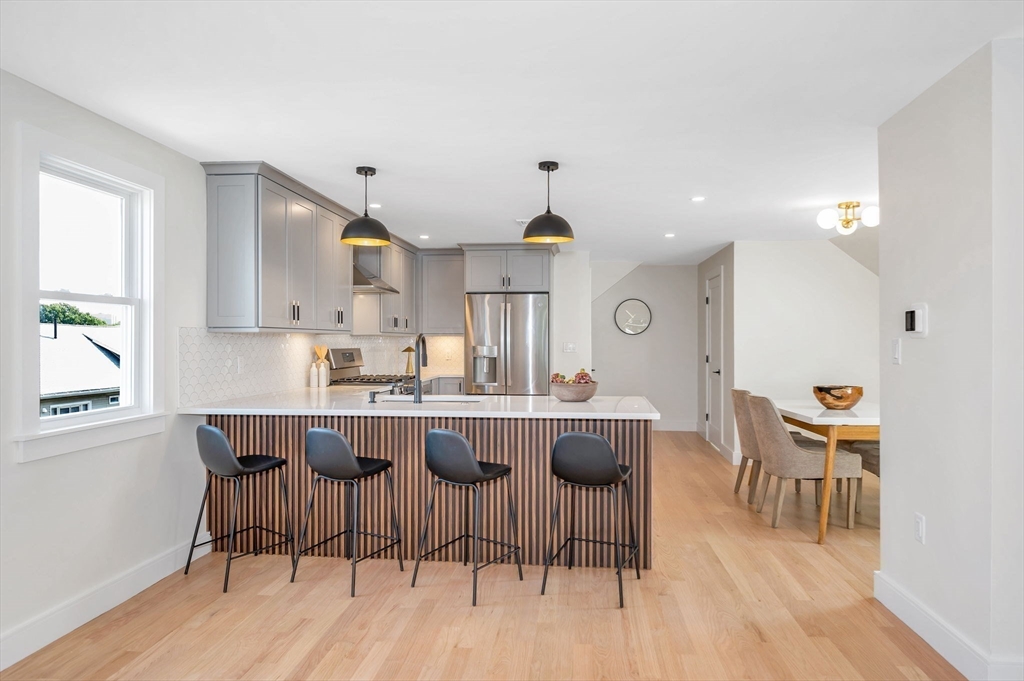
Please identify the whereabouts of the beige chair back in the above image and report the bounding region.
[731,389,760,462]
[748,395,830,480]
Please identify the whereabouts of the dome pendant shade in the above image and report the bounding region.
[341,166,391,246]
[523,209,574,243]
[523,160,574,244]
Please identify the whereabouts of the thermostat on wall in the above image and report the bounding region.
[905,303,928,338]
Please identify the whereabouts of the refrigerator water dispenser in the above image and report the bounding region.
[472,345,498,386]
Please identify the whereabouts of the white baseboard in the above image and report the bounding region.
[874,571,1022,681]
[0,532,211,671]
[653,420,697,432]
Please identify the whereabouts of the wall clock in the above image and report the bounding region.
[614,299,652,335]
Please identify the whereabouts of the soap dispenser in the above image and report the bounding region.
[309,363,319,388]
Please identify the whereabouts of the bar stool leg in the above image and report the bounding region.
[344,486,353,560]
[503,473,523,581]
[223,477,242,593]
[291,476,320,582]
[541,482,565,596]
[411,479,440,587]
[610,485,624,608]
[185,472,212,575]
[462,486,470,566]
[384,470,404,571]
[471,483,480,606]
[251,475,261,556]
[624,478,641,580]
[278,468,294,558]
[567,487,577,570]
[349,481,360,597]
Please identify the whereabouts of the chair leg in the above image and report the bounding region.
[755,473,772,513]
[350,481,360,597]
[733,456,749,494]
[471,484,480,606]
[503,473,523,581]
[815,480,822,506]
[856,476,863,514]
[384,470,404,571]
[184,473,211,575]
[290,476,320,582]
[278,468,294,558]
[836,478,843,493]
[462,486,470,566]
[411,479,439,588]
[344,486,353,560]
[747,460,762,505]
[846,479,857,529]
[770,477,787,528]
[251,474,261,556]
[624,477,640,581]
[567,486,577,570]
[223,478,242,593]
[794,479,802,493]
[540,482,565,596]
[611,485,624,608]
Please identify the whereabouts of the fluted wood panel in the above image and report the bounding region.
[206,415,653,568]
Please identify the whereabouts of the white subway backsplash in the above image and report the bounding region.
[178,328,464,406]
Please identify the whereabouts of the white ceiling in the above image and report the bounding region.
[2,1,1020,264]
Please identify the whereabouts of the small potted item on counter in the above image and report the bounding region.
[550,369,598,402]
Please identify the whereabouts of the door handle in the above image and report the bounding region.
[713,370,721,375]
[340,308,344,326]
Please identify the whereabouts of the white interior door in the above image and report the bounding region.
[706,273,723,450]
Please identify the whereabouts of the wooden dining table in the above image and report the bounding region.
[773,400,880,544]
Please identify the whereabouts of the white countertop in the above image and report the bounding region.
[179,388,661,420]
[774,400,880,426]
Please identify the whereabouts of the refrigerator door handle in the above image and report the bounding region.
[499,301,508,389]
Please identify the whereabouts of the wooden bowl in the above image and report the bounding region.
[550,382,598,402]
[813,385,863,410]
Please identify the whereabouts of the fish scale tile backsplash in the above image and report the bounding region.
[178,328,464,407]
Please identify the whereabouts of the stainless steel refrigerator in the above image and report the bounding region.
[464,293,549,395]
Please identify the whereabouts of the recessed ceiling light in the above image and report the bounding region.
[369,203,382,209]
[419,235,429,239]
[691,196,705,202]
[665,233,675,238]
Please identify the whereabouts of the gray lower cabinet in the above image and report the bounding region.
[205,164,355,332]
[464,248,550,293]
[437,377,464,395]
[419,254,464,334]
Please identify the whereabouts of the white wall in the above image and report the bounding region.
[876,41,1023,681]
[592,264,698,431]
[733,240,880,403]
[0,71,208,668]
[551,251,593,374]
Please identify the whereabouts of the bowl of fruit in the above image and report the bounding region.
[550,369,598,402]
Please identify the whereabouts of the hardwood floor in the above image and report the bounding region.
[4,432,962,680]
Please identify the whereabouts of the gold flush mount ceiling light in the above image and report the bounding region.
[817,201,880,235]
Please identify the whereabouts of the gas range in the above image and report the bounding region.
[325,348,412,390]
[330,374,413,386]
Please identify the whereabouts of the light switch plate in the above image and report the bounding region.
[562,342,577,353]
[914,513,926,544]
[891,339,901,365]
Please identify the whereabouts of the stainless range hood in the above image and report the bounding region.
[353,262,399,294]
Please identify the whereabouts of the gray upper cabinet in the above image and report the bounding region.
[203,162,358,332]
[402,249,416,332]
[419,254,465,334]
[464,248,550,293]
[355,244,417,334]
[315,206,353,331]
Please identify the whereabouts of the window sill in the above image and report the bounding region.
[13,412,168,463]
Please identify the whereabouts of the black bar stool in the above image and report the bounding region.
[185,425,295,592]
[290,428,403,597]
[411,429,523,606]
[540,431,640,608]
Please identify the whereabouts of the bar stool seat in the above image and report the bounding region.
[236,455,287,474]
[477,461,512,480]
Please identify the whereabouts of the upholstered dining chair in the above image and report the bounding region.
[731,389,826,505]
[746,395,863,529]
[841,440,880,512]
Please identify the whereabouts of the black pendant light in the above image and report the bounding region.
[341,166,391,246]
[522,161,574,244]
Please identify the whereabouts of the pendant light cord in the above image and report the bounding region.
[363,173,369,217]
[546,168,552,214]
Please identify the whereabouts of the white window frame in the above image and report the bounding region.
[13,125,166,462]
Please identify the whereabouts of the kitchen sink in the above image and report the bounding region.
[375,395,488,404]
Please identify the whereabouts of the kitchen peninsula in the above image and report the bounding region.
[179,389,659,569]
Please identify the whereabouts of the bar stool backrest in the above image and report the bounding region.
[425,429,484,484]
[731,389,761,462]
[305,428,363,480]
[196,425,244,477]
[551,432,622,485]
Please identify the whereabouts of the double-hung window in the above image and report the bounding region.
[15,126,165,462]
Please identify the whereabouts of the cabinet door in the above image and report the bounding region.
[315,206,339,331]
[465,250,507,293]
[380,245,402,333]
[438,377,463,395]
[288,195,317,329]
[258,178,292,328]
[336,226,353,332]
[420,254,465,334]
[402,249,416,332]
[207,175,257,329]
[506,250,550,292]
